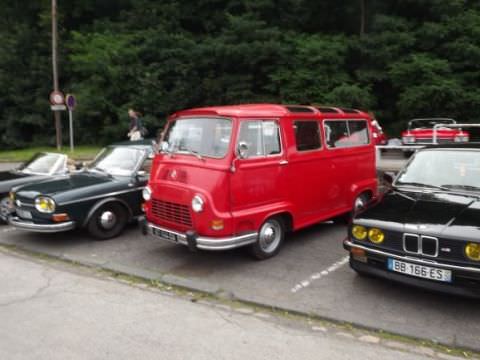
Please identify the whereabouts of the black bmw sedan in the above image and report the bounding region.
[344,144,480,298]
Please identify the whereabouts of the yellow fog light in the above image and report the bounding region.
[211,219,224,231]
[368,228,385,244]
[9,192,15,201]
[352,225,367,240]
[465,243,480,261]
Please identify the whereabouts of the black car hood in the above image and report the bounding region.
[15,171,115,199]
[356,189,480,239]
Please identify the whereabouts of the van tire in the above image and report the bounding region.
[87,202,128,240]
[250,217,285,260]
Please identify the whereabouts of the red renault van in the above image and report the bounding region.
[141,104,377,259]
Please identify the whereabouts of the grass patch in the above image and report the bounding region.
[0,146,101,162]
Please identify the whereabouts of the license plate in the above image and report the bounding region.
[153,228,178,243]
[16,209,32,220]
[388,258,452,283]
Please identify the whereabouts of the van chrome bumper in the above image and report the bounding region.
[144,221,258,251]
[9,216,76,233]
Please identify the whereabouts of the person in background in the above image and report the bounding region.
[127,109,143,141]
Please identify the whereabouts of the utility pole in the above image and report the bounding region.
[52,0,62,149]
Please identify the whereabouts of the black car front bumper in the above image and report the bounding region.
[9,216,76,233]
[344,239,480,298]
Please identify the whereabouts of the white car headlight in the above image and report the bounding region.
[142,186,152,201]
[192,195,204,213]
[35,197,56,213]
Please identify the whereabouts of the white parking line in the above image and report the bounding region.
[291,256,349,293]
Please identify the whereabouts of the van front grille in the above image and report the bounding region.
[151,199,192,227]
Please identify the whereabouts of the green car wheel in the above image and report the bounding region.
[87,202,128,240]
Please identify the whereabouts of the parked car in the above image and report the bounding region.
[9,140,154,239]
[401,118,469,145]
[141,104,378,259]
[0,152,76,222]
[344,144,480,298]
[371,119,388,146]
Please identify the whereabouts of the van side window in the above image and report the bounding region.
[294,121,321,151]
[238,120,281,158]
[325,120,369,148]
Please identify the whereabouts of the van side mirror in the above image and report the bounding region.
[161,141,169,152]
[237,142,249,159]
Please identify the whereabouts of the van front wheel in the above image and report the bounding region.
[250,217,285,260]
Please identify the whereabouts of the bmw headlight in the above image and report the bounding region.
[142,186,152,201]
[465,243,480,261]
[35,196,56,213]
[191,195,204,213]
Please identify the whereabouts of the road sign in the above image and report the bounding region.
[50,104,66,111]
[66,94,76,110]
[49,90,65,105]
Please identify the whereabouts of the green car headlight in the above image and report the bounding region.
[35,197,56,214]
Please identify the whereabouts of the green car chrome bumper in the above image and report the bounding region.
[9,216,76,233]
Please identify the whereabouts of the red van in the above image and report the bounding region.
[141,104,377,259]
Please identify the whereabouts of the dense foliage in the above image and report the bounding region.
[1,0,480,148]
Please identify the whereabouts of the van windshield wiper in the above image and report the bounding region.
[177,147,203,160]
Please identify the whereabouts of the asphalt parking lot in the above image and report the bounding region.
[1,220,479,352]
[2,151,478,351]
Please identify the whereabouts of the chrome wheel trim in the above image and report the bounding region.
[354,196,367,212]
[99,210,117,230]
[258,219,282,254]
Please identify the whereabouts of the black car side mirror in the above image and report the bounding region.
[382,172,395,186]
[74,161,83,170]
[135,170,149,183]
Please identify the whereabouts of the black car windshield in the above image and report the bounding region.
[89,147,144,176]
[396,150,480,192]
[20,153,65,175]
[408,119,455,130]
[163,117,232,158]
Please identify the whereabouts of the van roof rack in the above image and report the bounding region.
[315,106,339,113]
[339,108,360,114]
[286,106,315,113]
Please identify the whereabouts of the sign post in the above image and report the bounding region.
[65,94,76,152]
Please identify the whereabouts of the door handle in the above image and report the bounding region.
[279,160,288,165]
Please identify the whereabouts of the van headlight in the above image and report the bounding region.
[192,195,204,213]
[142,186,152,201]
[35,197,56,213]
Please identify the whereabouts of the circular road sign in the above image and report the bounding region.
[50,91,65,105]
[66,94,76,110]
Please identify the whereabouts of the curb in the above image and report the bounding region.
[4,242,477,355]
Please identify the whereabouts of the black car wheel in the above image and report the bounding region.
[250,217,285,260]
[87,202,128,240]
[0,196,13,224]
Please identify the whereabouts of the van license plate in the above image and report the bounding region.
[16,209,32,220]
[154,228,178,243]
[387,258,452,283]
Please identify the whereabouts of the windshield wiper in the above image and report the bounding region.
[177,147,203,160]
[441,184,480,192]
[395,182,449,191]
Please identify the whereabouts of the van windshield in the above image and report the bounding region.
[163,117,232,158]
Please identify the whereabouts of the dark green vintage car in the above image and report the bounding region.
[9,140,154,239]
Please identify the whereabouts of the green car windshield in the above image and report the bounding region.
[396,150,480,192]
[89,147,144,176]
[163,117,232,158]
